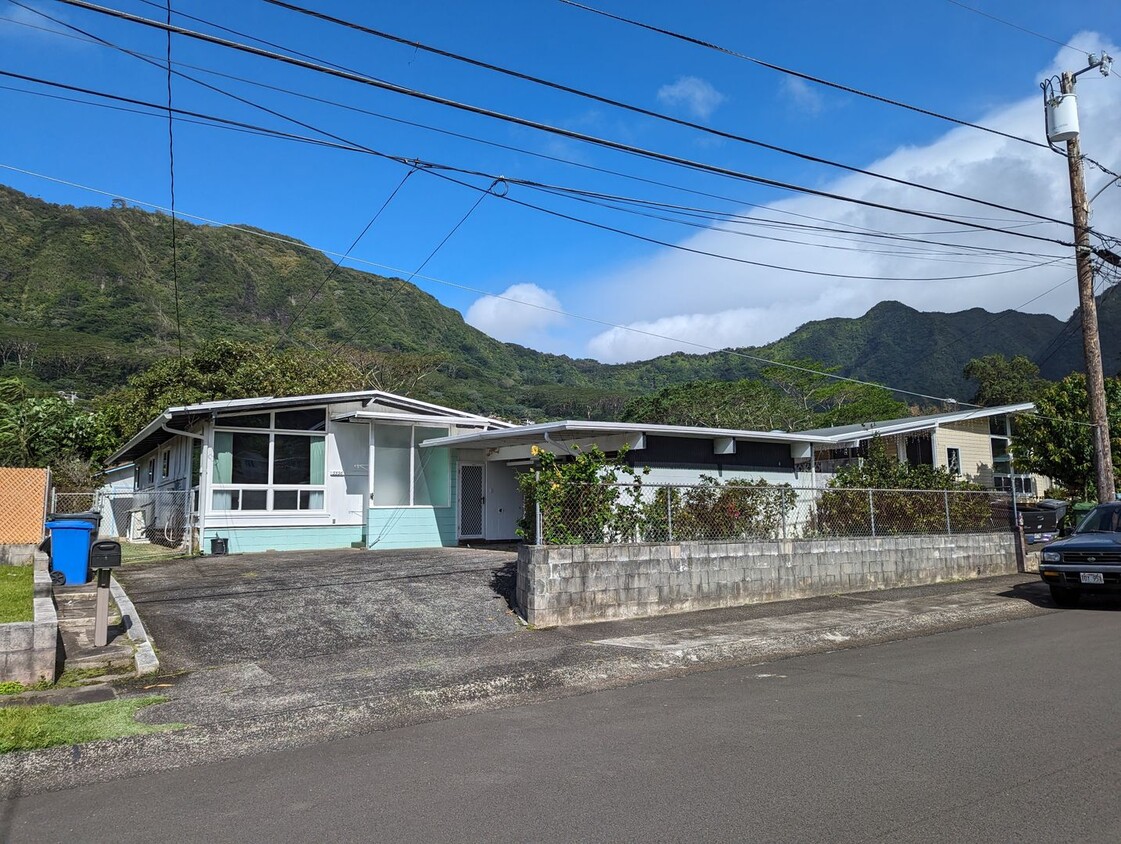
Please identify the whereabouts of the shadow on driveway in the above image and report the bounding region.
[115,547,523,672]
[999,578,1121,612]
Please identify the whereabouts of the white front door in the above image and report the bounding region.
[458,463,485,539]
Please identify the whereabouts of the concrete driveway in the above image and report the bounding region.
[114,547,522,673]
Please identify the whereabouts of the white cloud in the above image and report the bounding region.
[782,77,825,115]
[465,283,565,344]
[0,3,80,44]
[580,34,1121,363]
[656,76,726,120]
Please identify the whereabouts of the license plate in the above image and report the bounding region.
[1080,572,1105,584]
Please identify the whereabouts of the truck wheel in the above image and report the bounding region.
[1049,584,1080,607]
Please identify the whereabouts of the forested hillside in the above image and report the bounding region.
[2,184,1111,418]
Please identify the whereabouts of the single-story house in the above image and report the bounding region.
[106,390,513,554]
[107,392,1041,554]
[794,402,1046,494]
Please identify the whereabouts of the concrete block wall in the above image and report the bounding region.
[0,544,40,567]
[517,533,1019,627]
[0,569,57,684]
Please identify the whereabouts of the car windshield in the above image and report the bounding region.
[1075,507,1121,534]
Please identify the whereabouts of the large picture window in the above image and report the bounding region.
[372,424,450,508]
[211,409,327,512]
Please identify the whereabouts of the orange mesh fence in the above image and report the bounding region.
[0,467,49,544]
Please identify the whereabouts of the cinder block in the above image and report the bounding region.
[6,624,32,652]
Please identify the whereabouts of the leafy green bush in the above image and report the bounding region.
[517,445,648,545]
[643,476,796,541]
[815,435,996,535]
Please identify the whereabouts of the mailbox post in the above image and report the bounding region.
[90,540,122,647]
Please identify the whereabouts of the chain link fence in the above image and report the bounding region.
[529,479,1011,546]
[52,488,195,562]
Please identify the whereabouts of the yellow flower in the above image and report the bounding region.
[530,444,541,456]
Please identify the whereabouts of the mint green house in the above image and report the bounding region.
[107,391,513,554]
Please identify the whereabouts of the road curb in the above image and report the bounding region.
[109,576,159,677]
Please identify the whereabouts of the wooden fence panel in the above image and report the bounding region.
[0,468,49,543]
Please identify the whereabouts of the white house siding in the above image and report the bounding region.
[936,419,995,486]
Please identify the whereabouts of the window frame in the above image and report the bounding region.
[370,422,452,509]
[210,408,328,513]
[946,447,962,476]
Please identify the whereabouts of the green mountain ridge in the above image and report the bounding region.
[1,183,1112,418]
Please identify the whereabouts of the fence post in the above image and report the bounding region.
[50,486,57,516]
[780,491,787,540]
[667,488,674,541]
[943,490,952,536]
[534,470,543,545]
[868,488,876,537]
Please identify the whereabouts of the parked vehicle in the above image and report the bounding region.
[1039,503,1121,605]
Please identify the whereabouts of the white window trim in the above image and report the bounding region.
[369,421,452,509]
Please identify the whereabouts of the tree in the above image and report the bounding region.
[1014,373,1121,498]
[620,361,907,432]
[621,379,800,430]
[760,359,908,428]
[962,354,1045,406]
[95,339,368,449]
[0,377,111,471]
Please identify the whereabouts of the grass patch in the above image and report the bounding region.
[0,696,178,752]
[0,666,135,697]
[0,566,33,623]
[120,543,190,565]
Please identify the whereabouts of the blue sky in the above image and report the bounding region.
[2,0,1120,362]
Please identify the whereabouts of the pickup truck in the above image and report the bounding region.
[1039,502,1121,605]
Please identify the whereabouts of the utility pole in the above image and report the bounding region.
[1060,71,1115,503]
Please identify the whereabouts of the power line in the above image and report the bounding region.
[911,273,1077,376]
[0,68,1073,283]
[0,16,1068,262]
[325,180,499,357]
[254,0,1071,229]
[3,64,1067,276]
[165,0,182,357]
[273,167,419,350]
[942,0,1101,59]
[558,1,1121,170]
[0,159,989,407]
[44,0,1097,250]
[558,1,1052,146]
[12,157,1103,423]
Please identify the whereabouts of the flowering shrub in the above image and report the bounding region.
[517,445,648,545]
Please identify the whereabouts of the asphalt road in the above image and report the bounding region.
[6,602,1121,843]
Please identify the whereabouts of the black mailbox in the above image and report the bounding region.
[90,540,122,569]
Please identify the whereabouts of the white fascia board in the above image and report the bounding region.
[421,420,834,449]
[333,411,498,427]
[810,403,1037,444]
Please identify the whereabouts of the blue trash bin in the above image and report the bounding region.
[45,519,96,585]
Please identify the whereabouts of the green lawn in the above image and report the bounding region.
[0,566,33,623]
[0,696,179,752]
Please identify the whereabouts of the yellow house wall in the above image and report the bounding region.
[935,420,994,486]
